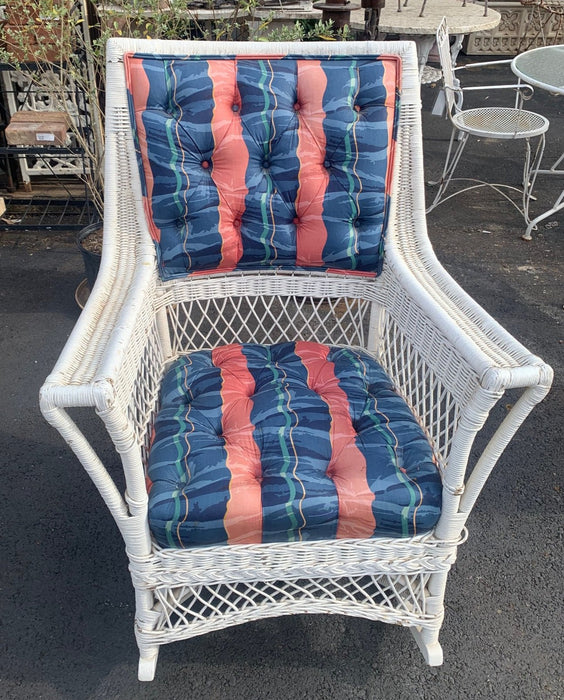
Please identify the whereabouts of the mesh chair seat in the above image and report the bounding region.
[452,106,549,140]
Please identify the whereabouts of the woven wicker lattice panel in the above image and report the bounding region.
[149,573,435,638]
[167,294,372,354]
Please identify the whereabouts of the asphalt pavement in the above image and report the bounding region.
[0,57,562,699]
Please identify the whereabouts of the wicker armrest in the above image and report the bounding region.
[41,248,156,406]
[388,239,551,392]
[379,234,552,540]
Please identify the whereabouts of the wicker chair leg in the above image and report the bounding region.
[410,626,443,666]
[138,648,159,682]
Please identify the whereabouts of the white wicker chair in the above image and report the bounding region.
[40,38,552,681]
[427,17,550,228]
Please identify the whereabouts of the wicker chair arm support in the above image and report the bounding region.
[38,400,133,530]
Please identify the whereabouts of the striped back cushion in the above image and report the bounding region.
[124,53,400,280]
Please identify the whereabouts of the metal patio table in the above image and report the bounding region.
[511,44,564,240]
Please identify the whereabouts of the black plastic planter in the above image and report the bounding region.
[77,221,103,292]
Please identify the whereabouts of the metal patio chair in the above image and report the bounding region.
[40,38,552,681]
[427,17,549,227]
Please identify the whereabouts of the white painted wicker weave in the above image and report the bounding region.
[39,38,553,682]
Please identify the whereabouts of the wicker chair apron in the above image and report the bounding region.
[147,341,442,548]
[124,53,400,280]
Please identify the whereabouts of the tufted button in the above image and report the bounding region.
[233,218,242,229]
[232,104,240,112]
[293,102,300,112]
[292,217,299,225]
[201,160,210,169]
[354,104,361,112]
[262,159,270,169]
[323,160,331,169]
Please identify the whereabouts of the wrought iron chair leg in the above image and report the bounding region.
[426,128,469,212]
[521,134,546,229]
[428,131,546,225]
[523,188,563,241]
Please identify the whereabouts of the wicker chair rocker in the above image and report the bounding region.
[40,38,552,681]
[427,18,549,228]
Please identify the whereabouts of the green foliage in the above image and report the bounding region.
[95,0,267,44]
[264,18,352,42]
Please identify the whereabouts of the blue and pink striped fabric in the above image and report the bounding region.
[147,342,441,548]
[124,53,400,280]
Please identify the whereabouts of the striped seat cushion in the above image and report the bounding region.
[147,342,441,548]
[124,53,400,280]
